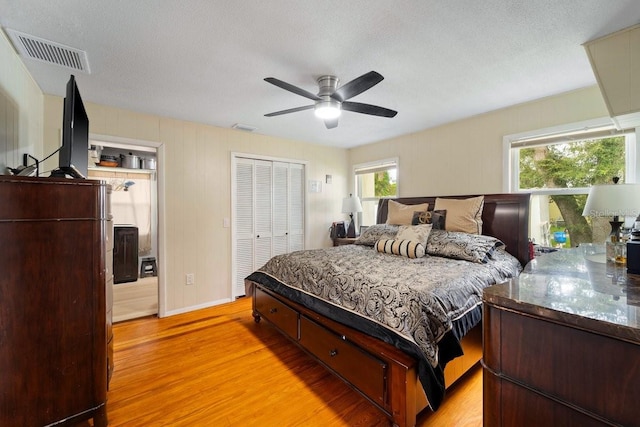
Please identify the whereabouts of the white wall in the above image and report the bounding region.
[43,95,349,315]
[349,86,609,197]
[0,29,43,173]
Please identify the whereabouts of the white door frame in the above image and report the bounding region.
[90,133,165,316]
[230,152,308,299]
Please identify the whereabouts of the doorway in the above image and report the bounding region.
[88,134,162,321]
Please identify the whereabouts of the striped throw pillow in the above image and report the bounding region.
[375,238,426,258]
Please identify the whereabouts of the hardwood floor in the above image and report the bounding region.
[112,276,158,322]
[97,297,482,426]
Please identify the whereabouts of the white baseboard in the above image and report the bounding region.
[161,298,232,318]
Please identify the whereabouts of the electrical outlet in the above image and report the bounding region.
[186,273,195,285]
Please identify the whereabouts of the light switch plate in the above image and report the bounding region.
[309,180,322,193]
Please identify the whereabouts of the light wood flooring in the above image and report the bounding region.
[112,276,158,322]
[96,297,482,426]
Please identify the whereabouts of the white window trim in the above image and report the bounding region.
[353,157,398,227]
[353,157,399,196]
[503,117,639,193]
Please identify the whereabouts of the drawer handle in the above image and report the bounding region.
[269,307,278,314]
[329,349,338,357]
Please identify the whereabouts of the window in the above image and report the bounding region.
[505,119,637,248]
[354,158,398,227]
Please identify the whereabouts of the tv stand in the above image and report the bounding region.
[49,168,69,178]
[50,167,86,179]
[0,175,111,426]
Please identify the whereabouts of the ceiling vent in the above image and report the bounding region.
[231,123,257,132]
[5,28,90,73]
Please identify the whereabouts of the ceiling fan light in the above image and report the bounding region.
[314,100,341,119]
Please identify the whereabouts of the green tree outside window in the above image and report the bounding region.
[519,137,625,247]
[374,171,396,197]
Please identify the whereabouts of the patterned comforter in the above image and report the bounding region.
[246,244,521,409]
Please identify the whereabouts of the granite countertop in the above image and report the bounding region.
[483,246,640,345]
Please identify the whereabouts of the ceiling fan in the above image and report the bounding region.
[264,71,397,129]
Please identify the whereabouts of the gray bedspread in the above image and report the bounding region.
[254,244,522,368]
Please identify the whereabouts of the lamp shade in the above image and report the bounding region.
[341,194,363,214]
[582,183,640,218]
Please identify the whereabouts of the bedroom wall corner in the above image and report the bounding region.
[0,29,44,174]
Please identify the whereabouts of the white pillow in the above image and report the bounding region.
[396,224,433,246]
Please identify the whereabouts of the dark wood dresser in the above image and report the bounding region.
[483,247,640,427]
[0,175,112,427]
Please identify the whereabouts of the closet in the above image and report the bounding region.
[88,138,159,321]
[233,157,305,297]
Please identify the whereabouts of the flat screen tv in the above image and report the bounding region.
[53,74,89,179]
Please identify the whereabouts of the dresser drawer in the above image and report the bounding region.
[255,288,299,340]
[299,316,387,405]
[489,308,640,426]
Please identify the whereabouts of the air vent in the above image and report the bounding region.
[232,123,257,132]
[5,28,90,73]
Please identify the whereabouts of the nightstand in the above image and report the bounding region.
[333,237,357,246]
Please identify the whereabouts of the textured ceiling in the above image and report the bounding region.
[2,1,640,148]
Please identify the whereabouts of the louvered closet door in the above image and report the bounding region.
[272,162,289,256]
[234,159,255,297]
[254,160,273,269]
[233,156,305,298]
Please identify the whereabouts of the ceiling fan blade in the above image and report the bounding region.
[264,105,314,117]
[331,71,384,102]
[324,118,339,129]
[264,77,321,101]
[342,101,397,118]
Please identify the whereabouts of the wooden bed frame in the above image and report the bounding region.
[246,193,530,427]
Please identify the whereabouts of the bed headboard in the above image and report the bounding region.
[376,193,531,266]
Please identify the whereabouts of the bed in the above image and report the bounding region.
[245,193,530,427]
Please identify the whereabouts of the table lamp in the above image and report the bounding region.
[341,194,363,238]
[582,179,640,262]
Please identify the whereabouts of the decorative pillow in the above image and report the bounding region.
[426,229,505,263]
[434,196,484,234]
[354,224,399,246]
[396,224,433,246]
[375,238,426,258]
[386,200,429,225]
[411,209,447,230]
